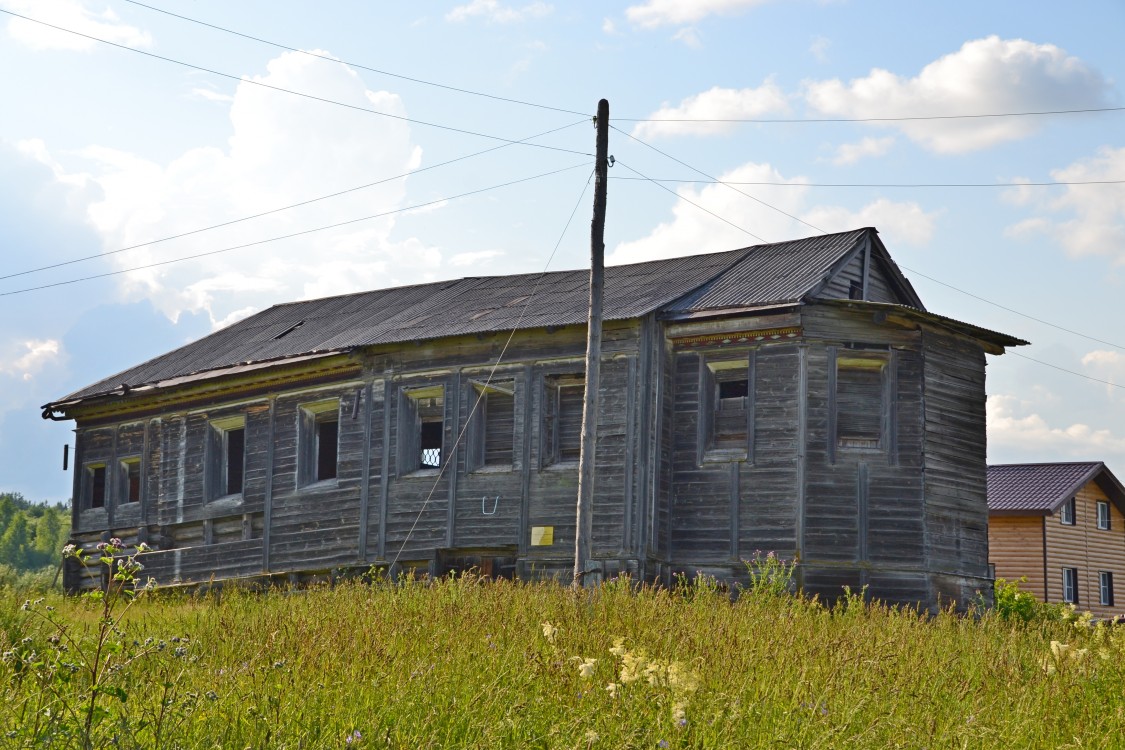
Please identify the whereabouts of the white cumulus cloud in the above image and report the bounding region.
[830,136,895,166]
[2,0,151,51]
[632,83,790,139]
[1006,147,1125,263]
[608,161,937,265]
[988,393,1125,459]
[41,50,440,329]
[805,36,1112,153]
[0,339,63,381]
[445,0,553,23]
[626,0,774,28]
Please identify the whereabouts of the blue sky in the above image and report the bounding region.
[2,0,1124,503]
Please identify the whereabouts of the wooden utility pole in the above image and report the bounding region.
[574,98,609,587]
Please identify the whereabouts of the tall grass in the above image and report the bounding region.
[3,573,1123,748]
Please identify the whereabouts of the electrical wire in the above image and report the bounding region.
[388,167,596,570]
[612,106,1125,124]
[0,119,588,282]
[0,9,592,157]
[0,161,592,298]
[1010,352,1125,390]
[611,124,826,237]
[613,159,767,243]
[609,176,1125,189]
[122,0,587,117]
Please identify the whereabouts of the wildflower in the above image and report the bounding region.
[61,544,77,557]
[109,537,123,548]
[658,742,670,749]
[205,691,218,701]
[572,657,598,679]
[605,682,619,698]
[541,621,558,644]
[345,730,362,744]
[136,542,151,553]
[609,637,627,658]
[174,647,187,658]
[96,542,108,552]
[584,729,599,745]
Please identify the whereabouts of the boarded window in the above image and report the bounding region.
[208,417,246,499]
[400,385,445,474]
[468,381,515,470]
[118,457,141,504]
[544,375,584,465]
[836,358,885,450]
[86,464,106,509]
[299,400,340,486]
[697,355,754,462]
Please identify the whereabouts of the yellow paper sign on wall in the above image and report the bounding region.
[530,526,554,546]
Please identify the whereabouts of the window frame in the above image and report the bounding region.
[1060,497,1076,526]
[467,379,516,472]
[1096,500,1111,530]
[399,385,445,476]
[698,356,753,464]
[207,415,247,501]
[834,354,888,453]
[1099,571,1114,607]
[298,399,341,488]
[84,462,107,510]
[117,456,142,505]
[1062,567,1079,604]
[542,374,584,468]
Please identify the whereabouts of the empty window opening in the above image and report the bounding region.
[208,417,246,500]
[87,464,106,509]
[225,427,245,494]
[849,279,864,300]
[299,400,340,486]
[119,458,141,504]
[420,419,442,469]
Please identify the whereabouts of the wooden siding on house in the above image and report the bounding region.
[988,515,1047,599]
[1042,481,1125,619]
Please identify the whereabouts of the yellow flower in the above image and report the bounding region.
[541,621,558,644]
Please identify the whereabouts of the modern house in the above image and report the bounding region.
[988,462,1125,618]
[44,227,1026,608]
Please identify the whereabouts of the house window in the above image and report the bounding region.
[118,457,141,504]
[1060,497,1076,525]
[698,358,751,459]
[1099,571,1114,607]
[836,357,885,450]
[208,416,246,499]
[85,463,106,509]
[544,375,584,466]
[468,380,515,470]
[299,400,340,485]
[1097,500,1111,530]
[1062,568,1079,604]
[400,386,444,474]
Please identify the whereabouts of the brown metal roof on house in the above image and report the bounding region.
[987,462,1125,515]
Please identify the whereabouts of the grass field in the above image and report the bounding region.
[3,562,1124,749]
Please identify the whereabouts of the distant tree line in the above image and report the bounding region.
[0,492,70,573]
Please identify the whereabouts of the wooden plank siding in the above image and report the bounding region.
[1041,481,1125,619]
[987,515,1046,599]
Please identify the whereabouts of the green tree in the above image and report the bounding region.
[0,514,32,568]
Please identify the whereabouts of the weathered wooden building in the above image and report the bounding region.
[988,462,1125,618]
[45,227,1025,608]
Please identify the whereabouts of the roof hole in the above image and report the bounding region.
[273,320,305,340]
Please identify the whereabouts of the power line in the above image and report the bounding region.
[0,9,591,157]
[610,176,1125,189]
[1,120,587,282]
[613,158,766,243]
[612,106,1125,124]
[611,124,826,237]
[0,162,592,298]
[390,167,596,569]
[122,0,587,118]
[1010,352,1125,390]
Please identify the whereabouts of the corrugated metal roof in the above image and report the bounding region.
[48,227,1018,408]
[664,229,867,313]
[986,463,1105,513]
